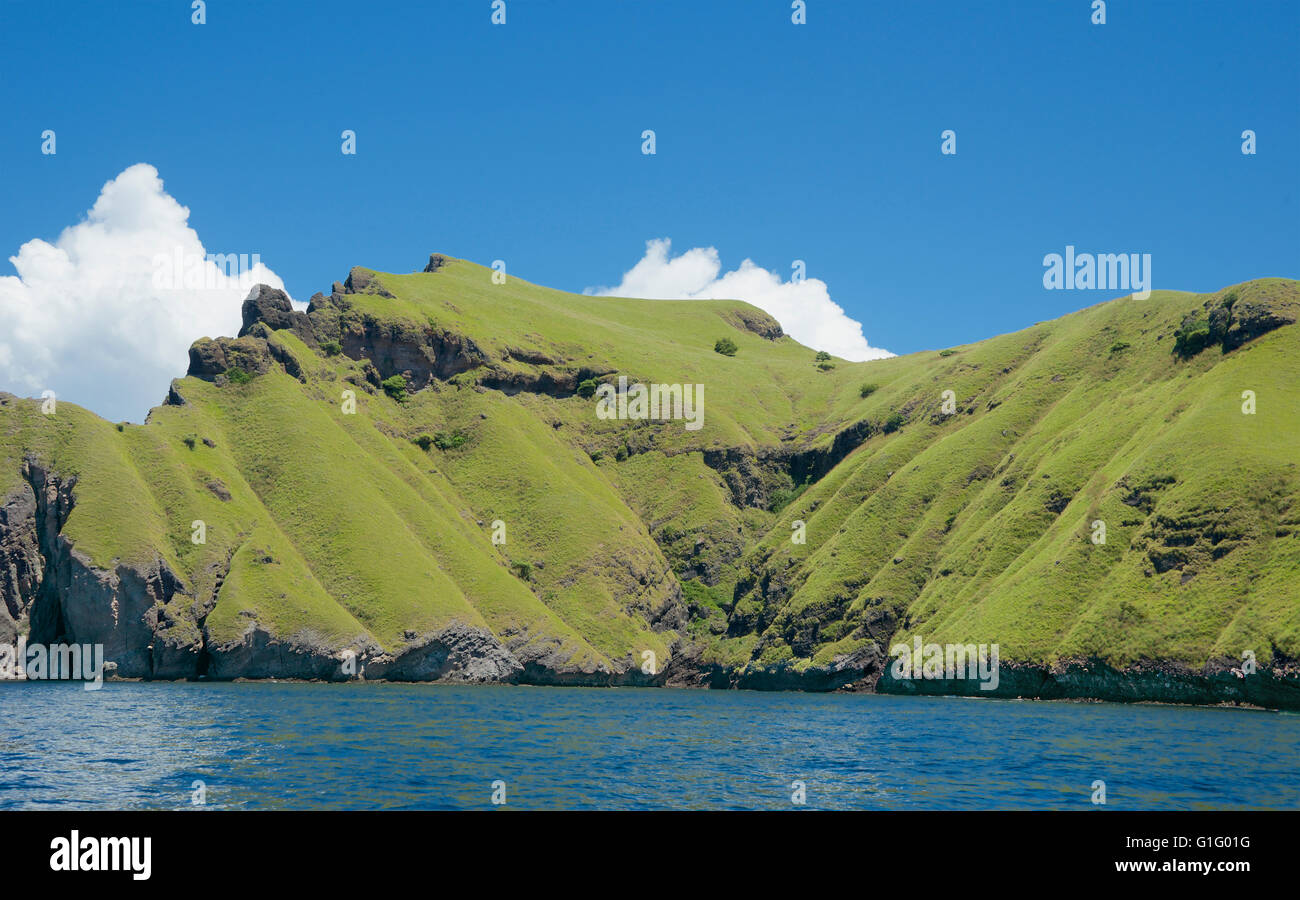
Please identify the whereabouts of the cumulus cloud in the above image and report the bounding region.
[0,163,285,422]
[588,239,892,361]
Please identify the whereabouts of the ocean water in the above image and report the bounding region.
[0,682,1296,810]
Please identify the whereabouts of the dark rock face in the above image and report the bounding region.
[186,335,274,380]
[188,270,596,403]
[722,306,784,340]
[1,460,202,679]
[239,284,320,349]
[343,267,394,298]
[58,554,193,678]
[240,285,293,333]
[787,419,879,488]
[339,320,486,389]
[701,447,792,509]
[478,368,580,397]
[720,643,883,691]
[0,479,44,644]
[253,326,305,380]
[1219,296,1296,350]
[204,624,353,681]
[363,623,523,682]
[186,338,228,379]
[216,276,490,391]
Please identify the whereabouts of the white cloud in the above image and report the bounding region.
[0,163,285,422]
[588,238,893,361]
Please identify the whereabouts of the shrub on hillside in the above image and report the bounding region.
[769,477,812,513]
[381,374,409,402]
[714,337,738,356]
[413,434,434,451]
[1172,314,1213,358]
[577,378,599,398]
[225,367,253,385]
[433,429,469,450]
[321,340,343,357]
[883,411,905,433]
[859,382,879,398]
[1174,292,1240,359]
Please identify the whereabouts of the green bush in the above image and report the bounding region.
[381,374,409,402]
[433,429,469,450]
[814,350,831,362]
[321,340,342,357]
[182,434,197,450]
[577,378,599,398]
[1173,293,1240,359]
[413,434,434,451]
[769,477,812,513]
[859,382,879,398]
[939,349,956,357]
[714,337,738,356]
[1109,341,1131,353]
[883,411,905,434]
[511,561,532,581]
[225,367,252,385]
[1172,315,1213,359]
[817,361,835,371]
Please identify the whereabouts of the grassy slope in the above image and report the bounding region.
[2,257,1295,678]
[730,278,1299,671]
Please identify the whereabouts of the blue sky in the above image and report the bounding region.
[0,0,1296,411]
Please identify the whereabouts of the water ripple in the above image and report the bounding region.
[0,682,1296,810]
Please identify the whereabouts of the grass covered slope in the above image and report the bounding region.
[0,257,1296,704]
[721,278,1300,702]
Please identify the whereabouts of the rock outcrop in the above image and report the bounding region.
[2,459,202,678]
[238,284,320,349]
[187,335,274,380]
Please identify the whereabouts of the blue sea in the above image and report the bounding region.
[1,682,1296,810]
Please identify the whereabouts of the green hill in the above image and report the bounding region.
[2,255,1297,707]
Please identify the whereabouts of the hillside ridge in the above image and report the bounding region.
[1,256,1296,708]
